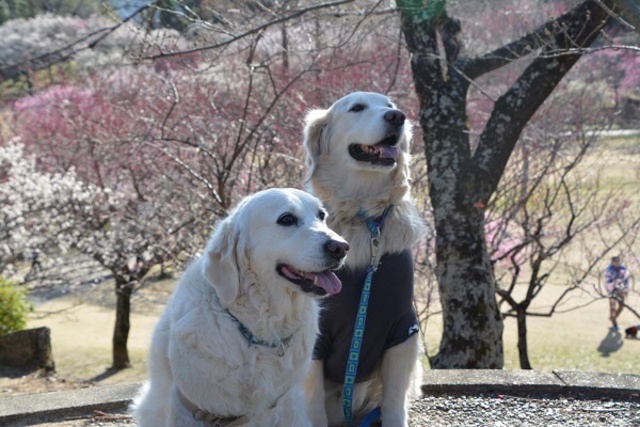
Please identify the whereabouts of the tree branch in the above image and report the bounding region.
[605,0,640,31]
[144,0,354,60]
[472,0,612,203]
[461,3,589,79]
[0,5,149,82]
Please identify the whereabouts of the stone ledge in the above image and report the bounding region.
[422,369,563,396]
[421,370,640,400]
[553,370,640,399]
[0,382,141,426]
[2,370,640,425]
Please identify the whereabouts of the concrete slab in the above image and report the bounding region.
[421,370,640,400]
[0,382,142,426]
[421,369,565,395]
[553,370,640,398]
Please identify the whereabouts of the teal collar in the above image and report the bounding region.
[225,309,293,355]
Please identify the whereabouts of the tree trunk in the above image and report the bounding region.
[281,22,289,72]
[516,308,532,369]
[398,2,504,368]
[112,278,133,370]
[424,74,503,369]
[431,209,504,368]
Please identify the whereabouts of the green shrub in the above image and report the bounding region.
[0,278,32,335]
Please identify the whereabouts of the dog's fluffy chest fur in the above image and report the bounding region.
[165,261,319,417]
[327,200,426,269]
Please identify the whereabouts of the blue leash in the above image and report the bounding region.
[343,206,392,427]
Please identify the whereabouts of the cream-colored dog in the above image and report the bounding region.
[131,188,349,427]
[303,92,427,427]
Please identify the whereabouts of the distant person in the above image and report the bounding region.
[605,256,630,331]
[30,250,42,273]
[132,255,144,274]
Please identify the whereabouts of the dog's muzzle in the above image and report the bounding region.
[349,109,405,166]
[348,133,401,166]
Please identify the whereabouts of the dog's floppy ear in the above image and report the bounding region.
[202,218,239,305]
[303,108,331,181]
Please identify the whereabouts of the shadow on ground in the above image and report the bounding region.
[89,368,121,383]
[597,328,623,357]
[0,366,36,380]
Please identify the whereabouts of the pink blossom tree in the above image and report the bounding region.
[9,77,214,369]
[6,18,415,366]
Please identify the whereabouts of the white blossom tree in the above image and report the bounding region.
[0,139,101,277]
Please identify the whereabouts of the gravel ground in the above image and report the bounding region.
[21,393,640,426]
[409,393,640,426]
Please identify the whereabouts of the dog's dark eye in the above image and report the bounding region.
[277,213,298,226]
[349,103,366,112]
[318,210,326,221]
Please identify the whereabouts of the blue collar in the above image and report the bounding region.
[358,206,394,234]
[225,309,293,353]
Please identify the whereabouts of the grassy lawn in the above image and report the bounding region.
[584,135,640,210]
[424,282,640,374]
[28,300,154,385]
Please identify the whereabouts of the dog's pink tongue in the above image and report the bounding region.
[377,143,400,159]
[313,271,342,295]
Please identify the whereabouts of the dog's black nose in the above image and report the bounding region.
[324,239,349,260]
[384,110,405,127]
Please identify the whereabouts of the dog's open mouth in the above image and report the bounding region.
[277,264,342,296]
[348,135,400,166]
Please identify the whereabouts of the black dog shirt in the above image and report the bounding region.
[313,249,419,383]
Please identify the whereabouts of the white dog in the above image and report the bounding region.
[303,92,428,427]
[131,188,349,427]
